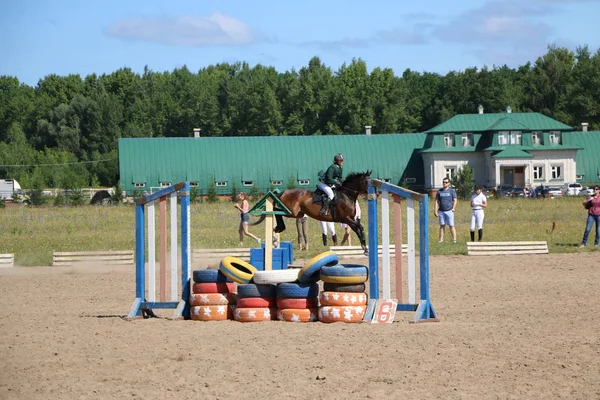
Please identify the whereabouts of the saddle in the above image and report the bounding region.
[312,189,339,212]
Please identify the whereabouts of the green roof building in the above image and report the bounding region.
[118,108,599,194]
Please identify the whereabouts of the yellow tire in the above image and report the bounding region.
[319,291,367,306]
[318,305,366,323]
[219,256,257,284]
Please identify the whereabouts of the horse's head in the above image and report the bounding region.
[341,170,372,195]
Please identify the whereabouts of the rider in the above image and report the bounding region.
[317,153,344,216]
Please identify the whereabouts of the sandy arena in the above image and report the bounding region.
[1,253,599,399]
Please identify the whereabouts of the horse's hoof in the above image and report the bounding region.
[364,249,369,256]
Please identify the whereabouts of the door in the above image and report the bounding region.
[503,168,514,186]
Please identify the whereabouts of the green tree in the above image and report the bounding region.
[206,178,218,203]
[287,175,297,189]
[230,181,239,202]
[452,166,475,201]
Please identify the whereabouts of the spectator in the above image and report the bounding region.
[579,185,600,248]
[296,215,309,251]
[234,192,261,246]
[469,186,488,242]
[320,221,337,247]
[434,178,457,243]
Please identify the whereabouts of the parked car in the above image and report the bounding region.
[494,185,513,198]
[567,183,583,196]
[579,186,595,196]
[547,186,564,197]
[511,187,526,197]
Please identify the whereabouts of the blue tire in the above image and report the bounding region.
[297,251,338,284]
[277,282,319,298]
[320,264,369,284]
[237,283,277,299]
[192,269,231,283]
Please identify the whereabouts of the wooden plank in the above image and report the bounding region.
[52,260,136,266]
[193,248,252,254]
[0,253,14,267]
[53,250,134,256]
[468,249,549,256]
[466,241,547,246]
[467,245,548,251]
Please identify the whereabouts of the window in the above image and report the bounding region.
[551,165,562,179]
[533,166,543,180]
[510,131,522,145]
[444,167,456,180]
[134,182,146,188]
[215,181,228,187]
[271,180,283,186]
[242,181,254,187]
[405,177,416,184]
[462,133,473,147]
[498,131,508,145]
[549,131,561,145]
[189,182,199,187]
[160,182,172,188]
[532,131,542,145]
[576,175,583,180]
[298,180,310,186]
[444,133,454,147]
[382,178,391,183]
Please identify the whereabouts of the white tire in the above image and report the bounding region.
[252,269,299,284]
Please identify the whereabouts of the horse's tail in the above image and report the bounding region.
[249,214,267,226]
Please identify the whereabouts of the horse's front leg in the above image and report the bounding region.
[274,214,286,233]
[349,220,368,256]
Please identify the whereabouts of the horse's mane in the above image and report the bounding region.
[342,171,369,186]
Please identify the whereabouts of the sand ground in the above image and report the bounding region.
[1,253,599,400]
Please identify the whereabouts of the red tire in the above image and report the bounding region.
[276,297,319,309]
[192,282,236,294]
[236,297,277,308]
[277,308,318,322]
[318,305,366,323]
[189,292,237,306]
[319,291,367,306]
[190,305,233,321]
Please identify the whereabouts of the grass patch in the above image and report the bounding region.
[0,196,595,266]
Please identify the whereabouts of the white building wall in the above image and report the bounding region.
[423,152,486,189]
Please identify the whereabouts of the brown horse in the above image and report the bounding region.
[251,171,372,254]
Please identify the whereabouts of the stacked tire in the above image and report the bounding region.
[190,269,236,321]
[276,282,319,322]
[234,283,278,322]
[318,263,369,323]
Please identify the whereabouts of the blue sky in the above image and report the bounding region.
[2,0,599,87]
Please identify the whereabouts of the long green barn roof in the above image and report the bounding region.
[118,134,426,194]
[571,131,600,184]
[426,112,573,133]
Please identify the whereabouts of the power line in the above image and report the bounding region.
[0,159,115,167]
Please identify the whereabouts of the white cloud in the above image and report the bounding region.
[106,12,260,46]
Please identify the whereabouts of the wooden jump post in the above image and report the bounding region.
[366,179,438,323]
[127,182,190,319]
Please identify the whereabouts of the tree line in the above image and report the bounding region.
[0,44,598,191]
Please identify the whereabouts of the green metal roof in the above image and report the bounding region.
[426,112,573,133]
[571,131,600,184]
[491,148,533,159]
[118,133,427,194]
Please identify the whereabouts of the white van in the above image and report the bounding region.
[567,183,582,196]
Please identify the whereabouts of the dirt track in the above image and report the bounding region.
[1,253,599,399]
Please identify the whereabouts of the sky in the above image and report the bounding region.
[2,0,600,87]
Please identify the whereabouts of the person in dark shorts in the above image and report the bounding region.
[234,192,261,246]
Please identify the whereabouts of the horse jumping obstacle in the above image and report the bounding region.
[127,182,190,319]
[192,248,251,262]
[366,179,438,323]
[467,241,549,256]
[0,253,14,268]
[52,250,134,267]
[329,244,408,257]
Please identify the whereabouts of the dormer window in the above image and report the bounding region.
[532,131,542,145]
[549,131,561,145]
[462,133,473,147]
[444,133,454,147]
[510,131,521,145]
[498,131,508,145]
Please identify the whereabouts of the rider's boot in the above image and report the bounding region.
[322,234,328,246]
[332,234,338,246]
[319,197,330,216]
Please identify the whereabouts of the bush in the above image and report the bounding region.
[206,179,218,203]
[112,184,124,204]
[453,166,475,200]
[190,187,201,203]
